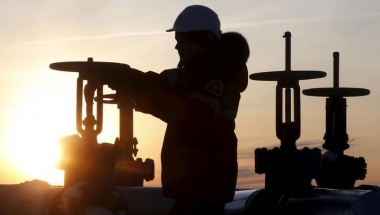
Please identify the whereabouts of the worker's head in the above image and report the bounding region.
[166,5,221,40]
[167,5,221,66]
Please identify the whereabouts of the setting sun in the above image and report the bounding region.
[0,76,145,186]
[3,102,69,186]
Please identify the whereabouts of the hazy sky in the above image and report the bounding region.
[0,0,379,188]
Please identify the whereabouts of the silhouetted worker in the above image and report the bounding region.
[104,5,250,215]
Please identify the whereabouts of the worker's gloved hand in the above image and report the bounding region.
[103,68,145,99]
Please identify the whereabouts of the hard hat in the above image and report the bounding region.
[166,5,221,40]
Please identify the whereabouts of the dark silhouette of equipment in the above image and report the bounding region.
[47,58,154,214]
[250,31,326,195]
[50,57,154,188]
[244,32,380,215]
[101,94,155,186]
[303,52,369,189]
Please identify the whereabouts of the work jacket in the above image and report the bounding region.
[135,32,249,203]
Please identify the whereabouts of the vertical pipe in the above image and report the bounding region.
[96,84,103,134]
[276,85,283,140]
[284,31,292,71]
[294,85,301,140]
[285,88,291,125]
[333,52,339,88]
[119,98,134,159]
[77,77,84,135]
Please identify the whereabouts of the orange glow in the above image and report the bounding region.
[3,102,71,186]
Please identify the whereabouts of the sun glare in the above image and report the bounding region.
[3,103,70,186]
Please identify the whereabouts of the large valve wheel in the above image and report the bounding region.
[49,58,131,76]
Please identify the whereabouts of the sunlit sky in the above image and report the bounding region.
[0,1,379,188]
